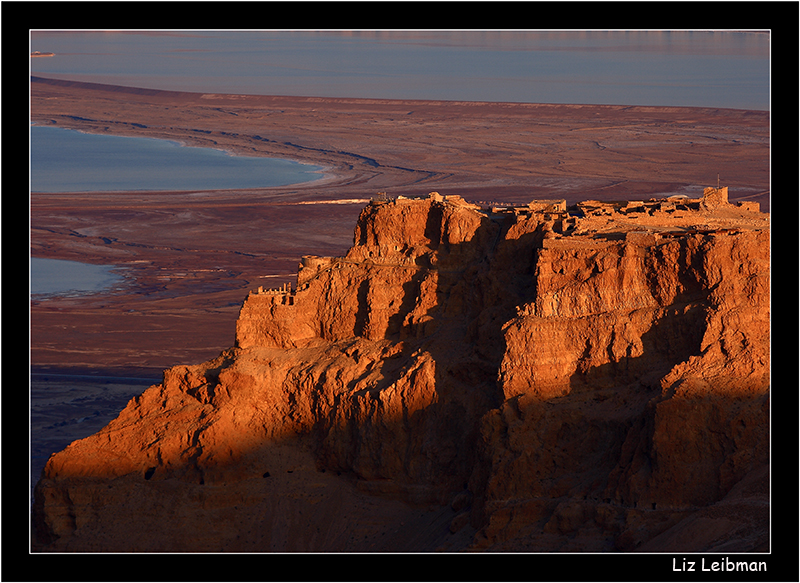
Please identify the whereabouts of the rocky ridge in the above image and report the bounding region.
[32,188,770,552]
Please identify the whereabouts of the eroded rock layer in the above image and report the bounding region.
[32,190,770,552]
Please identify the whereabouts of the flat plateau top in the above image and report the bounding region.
[413,191,770,235]
[568,204,769,236]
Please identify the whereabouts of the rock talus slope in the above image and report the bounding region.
[32,192,770,552]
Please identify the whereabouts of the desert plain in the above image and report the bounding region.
[29,76,771,517]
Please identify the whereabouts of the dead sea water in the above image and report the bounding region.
[30,257,126,298]
[29,30,770,111]
[30,125,323,193]
[30,125,322,297]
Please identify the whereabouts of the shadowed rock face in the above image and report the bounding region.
[32,193,770,553]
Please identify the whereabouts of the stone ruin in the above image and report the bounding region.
[254,282,292,295]
[575,186,758,219]
[252,187,763,297]
[251,281,295,304]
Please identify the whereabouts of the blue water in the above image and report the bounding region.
[29,30,770,110]
[30,125,322,193]
[30,257,125,297]
[29,30,770,297]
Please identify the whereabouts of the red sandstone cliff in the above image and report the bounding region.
[32,192,770,552]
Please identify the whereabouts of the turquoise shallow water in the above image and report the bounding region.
[30,125,323,193]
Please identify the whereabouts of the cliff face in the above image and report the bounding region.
[32,192,770,552]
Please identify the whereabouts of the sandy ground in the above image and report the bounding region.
[28,77,770,488]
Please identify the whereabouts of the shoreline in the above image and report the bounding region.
[30,76,770,198]
[30,122,336,193]
[30,76,770,373]
[31,74,770,114]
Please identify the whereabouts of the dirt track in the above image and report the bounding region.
[29,76,770,374]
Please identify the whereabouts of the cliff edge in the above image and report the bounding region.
[32,188,770,552]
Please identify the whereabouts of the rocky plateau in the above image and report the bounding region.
[31,187,770,553]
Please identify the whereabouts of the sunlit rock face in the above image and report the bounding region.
[32,192,769,553]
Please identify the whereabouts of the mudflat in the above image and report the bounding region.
[30,76,770,374]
